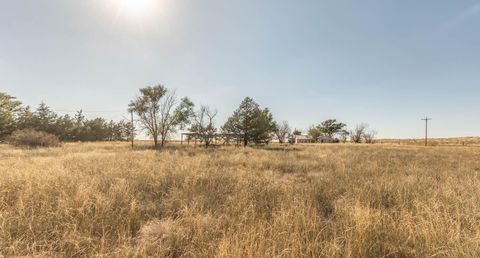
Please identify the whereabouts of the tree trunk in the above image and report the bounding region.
[153,135,158,148]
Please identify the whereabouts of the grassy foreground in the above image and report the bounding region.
[1,143,480,257]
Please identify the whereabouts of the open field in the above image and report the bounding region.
[378,137,480,147]
[1,143,480,257]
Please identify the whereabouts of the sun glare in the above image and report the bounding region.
[116,0,154,17]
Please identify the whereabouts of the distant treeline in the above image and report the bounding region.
[0,92,132,142]
[1,85,376,146]
[127,84,377,148]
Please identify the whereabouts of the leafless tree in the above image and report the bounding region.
[274,120,291,144]
[157,91,177,147]
[363,129,377,144]
[191,105,218,148]
[158,91,194,147]
[350,123,368,143]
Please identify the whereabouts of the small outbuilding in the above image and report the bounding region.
[294,135,315,144]
[318,135,339,143]
[294,135,339,144]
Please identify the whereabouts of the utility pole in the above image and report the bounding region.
[421,117,432,147]
[130,110,134,149]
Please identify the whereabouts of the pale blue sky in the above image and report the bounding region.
[1,0,479,138]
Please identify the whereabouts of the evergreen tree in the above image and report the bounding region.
[222,97,276,146]
[16,106,35,130]
[55,114,75,141]
[32,102,58,134]
[0,92,22,139]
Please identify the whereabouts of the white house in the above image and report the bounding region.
[294,135,315,144]
[294,135,338,144]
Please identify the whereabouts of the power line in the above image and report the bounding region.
[130,110,135,149]
[421,117,432,147]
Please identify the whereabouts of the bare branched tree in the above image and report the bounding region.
[191,105,218,148]
[274,120,291,144]
[158,91,194,147]
[350,123,368,143]
[363,129,377,144]
[158,91,177,147]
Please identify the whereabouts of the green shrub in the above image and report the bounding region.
[7,129,61,148]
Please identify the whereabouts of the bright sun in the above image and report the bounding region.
[117,0,154,17]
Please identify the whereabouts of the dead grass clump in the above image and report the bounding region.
[136,214,220,257]
[6,129,60,148]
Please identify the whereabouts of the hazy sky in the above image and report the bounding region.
[1,0,479,138]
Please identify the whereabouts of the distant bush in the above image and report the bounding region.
[7,129,61,148]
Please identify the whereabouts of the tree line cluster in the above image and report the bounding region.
[127,85,282,148]
[1,85,377,147]
[129,85,377,148]
[0,92,133,142]
[306,120,377,144]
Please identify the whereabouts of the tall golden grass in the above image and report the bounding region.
[1,142,480,257]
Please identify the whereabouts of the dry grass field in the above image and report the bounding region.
[378,137,480,147]
[1,142,480,257]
